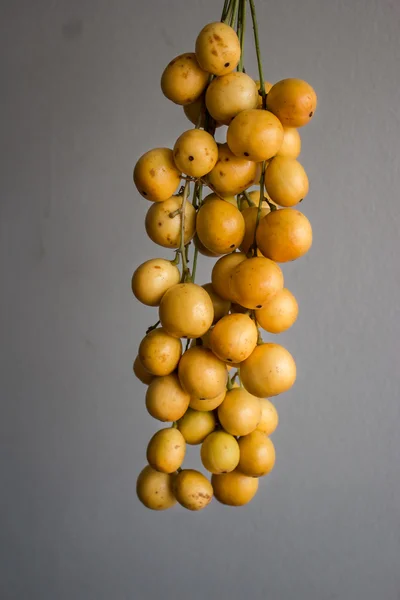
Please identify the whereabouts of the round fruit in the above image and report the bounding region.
[257,399,279,435]
[205,72,258,125]
[202,283,231,324]
[161,52,209,105]
[266,78,317,127]
[131,258,180,307]
[227,109,283,162]
[218,388,261,436]
[201,431,240,474]
[207,143,260,197]
[145,195,196,249]
[240,206,270,253]
[210,313,258,363]
[173,469,213,511]
[229,256,284,309]
[173,129,218,178]
[145,374,190,422]
[212,470,259,506]
[277,127,301,158]
[255,288,298,333]
[211,252,247,300]
[193,234,221,257]
[159,283,214,338]
[138,328,182,376]
[133,148,181,202]
[195,22,241,76]
[240,343,296,397]
[133,355,154,385]
[237,431,276,477]
[178,346,228,399]
[177,408,216,444]
[146,427,186,474]
[196,197,245,254]
[264,157,309,207]
[136,465,176,510]
[255,79,273,108]
[256,208,312,262]
[189,390,226,411]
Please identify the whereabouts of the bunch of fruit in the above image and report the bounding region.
[132,0,317,511]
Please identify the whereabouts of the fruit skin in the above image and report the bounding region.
[138,328,182,376]
[240,206,270,254]
[257,399,279,436]
[195,22,241,76]
[161,52,209,105]
[133,355,154,385]
[202,283,231,324]
[177,407,216,444]
[145,195,196,249]
[173,129,218,178]
[237,431,276,477]
[227,109,284,162]
[131,258,180,307]
[173,469,213,511]
[255,288,298,334]
[229,256,284,310]
[178,346,228,400]
[159,283,214,339]
[210,313,258,364]
[218,387,261,436]
[256,208,312,262]
[193,234,222,258]
[146,427,186,474]
[264,156,309,207]
[211,252,247,301]
[145,373,190,422]
[240,343,296,397]
[133,148,181,202]
[276,127,301,158]
[196,197,245,255]
[266,78,317,128]
[207,143,260,197]
[136,465,177,510]
[206,72,258,125]
[212,470,259,506]
[201,430,240,474]
[189,390,226,411]
[204,192,238,207]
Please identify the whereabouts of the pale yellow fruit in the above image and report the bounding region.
[173,469,213,511]
[201,431,240,474]
[196,197,245,254]
[237,431,276,477]
[255,79,273,108]
[227,109,283,162]
[173,129,218,178]
[159,283,214,339]
[177,408,216,444]
[277,127,301,158]
[131,258,180,307]
[240,206,270,254]
[189,390,226,411]
[146,427,186,474]
[195,22,241,76]
[145,374,190,422]
[138,328,182,376]
[210,313,258,363]
[193,234,222,258]
[207,143,260,197]
[256,208,312,262]
[266,78,317,127]
[211,252,247,300]
[161,52,209,105]
[264,156,309,207]
[145,195,196,249]
[206,72,258,125]
[255,288,298,333]
[203,192,238,207]
[218,387,261,436]
[133,355,154,385]
[241,343,296,397]
[229,256,284,309]
[257,399,279,435]
[202,283,231,324]
[178,346,227,399]
[136,465,176,510]
[133,148,181,202]
[212,470,259,506]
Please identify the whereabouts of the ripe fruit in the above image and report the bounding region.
[195,22,241,76]
[240,205,270,253]
[210,313,258,363]
[255,288,298,333]
[145,195,196,249]
[201,431,240,474]
[207,143,260,197]
[237,431,276,477]
[196,197,245,254]
[136,465,176,510]
[264,156,309,207]
[277,127,301,158]
[161,52,209,105]
[133,148,181,202]
[178,408,216,444]
[211,252,247,300]
[206,72,258,125]
[178,346,227,399]
[218,388,261,436]
[159,283,214,338]
[131,258,180,307]
[189,390,226,411]
[256,208,312,262]
[212,470,259,506]
[173,129,218,178]
[173,469,213,511]
[133,355,154,385]
[229,256,284,309]
[203,192,238,207]
[193,234,222,257]
[202,283,231,324]
[257,399,279,435]
[145,374,190,422]
[138,328,182,376]
[266,78,317,127]
[240,343,296,397]
[146,427,186,473]
[227,109,284,162]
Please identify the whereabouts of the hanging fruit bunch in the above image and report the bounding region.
[132,0,317,511]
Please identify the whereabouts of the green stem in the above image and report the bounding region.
[242,190,256,207]
[229,0,239,28]
[238,0,246,72]
[179,181,190,282]
[248,0,266,109]
[221,0,231,21]
[252,161,267,255]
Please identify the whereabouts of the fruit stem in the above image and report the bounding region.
[242,190,256,207]
[238,0,246,72]
[221,0,231,22]
[146,320,160,334]
[179,180,191,282]
[252,160,267,255]
[248,0,267,109]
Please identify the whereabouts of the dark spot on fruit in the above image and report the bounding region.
[219,171,225,176]
[227,358,233,362]
[186,55,193,60]
[224,62,230,67]
[256,304,262,308]
[188,155,194,161]
[150,168,156,177]
[158,222,162,226]
[309,111,313,117]
[182,71,189,79]
[230,244,235,248]
[185,97,194,104]
[211,49,218,56]
[154,266,161,269]
[213,33,222,42]
[142,190,147,195]
[174,445,180,449]
[244,152,249,157]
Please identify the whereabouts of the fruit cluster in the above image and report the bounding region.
[132,0,317,511]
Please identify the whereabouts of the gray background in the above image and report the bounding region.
[1,0,399,599]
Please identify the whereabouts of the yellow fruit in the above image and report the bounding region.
[193,234,222,257]
[145,195,196,249]
[131,258,180,306]
[266,78,317,127]
[207,143,260,197]
[256,208,312,262]
[264,157,309,207]
[255,288,298,333]
[195,22,241,76]
[177,408,216,444]
[136,465,176,510]
[202,283,231,324]
[240,206,270,253]
[212,470,259,506]
[138,328,182,376]
[205,72,258,125]
[210,313,258,363]
[173,469,213,510]
[201,431,240,474]
[173,129,218,178]
[189,390,226,411]
[257,399,279,435]
[203,192,237,207]
[159,283,214,338]
[229,256,284,309]
[196,197,245,254]
[133,148,181,202]
[145,374,190,422]
[218,388,261,436]
[241,343,296,397]
[146,427,186,473]
[237,431,276,477]
[133,355,154,385]
[211,252,247,300]
[227,109,283,162]
[178,346,228,399]
[161,52,209,105]
[255,79,273,108]
[276,127,301,158]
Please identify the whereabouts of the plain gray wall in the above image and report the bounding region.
[1,0,400,599]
